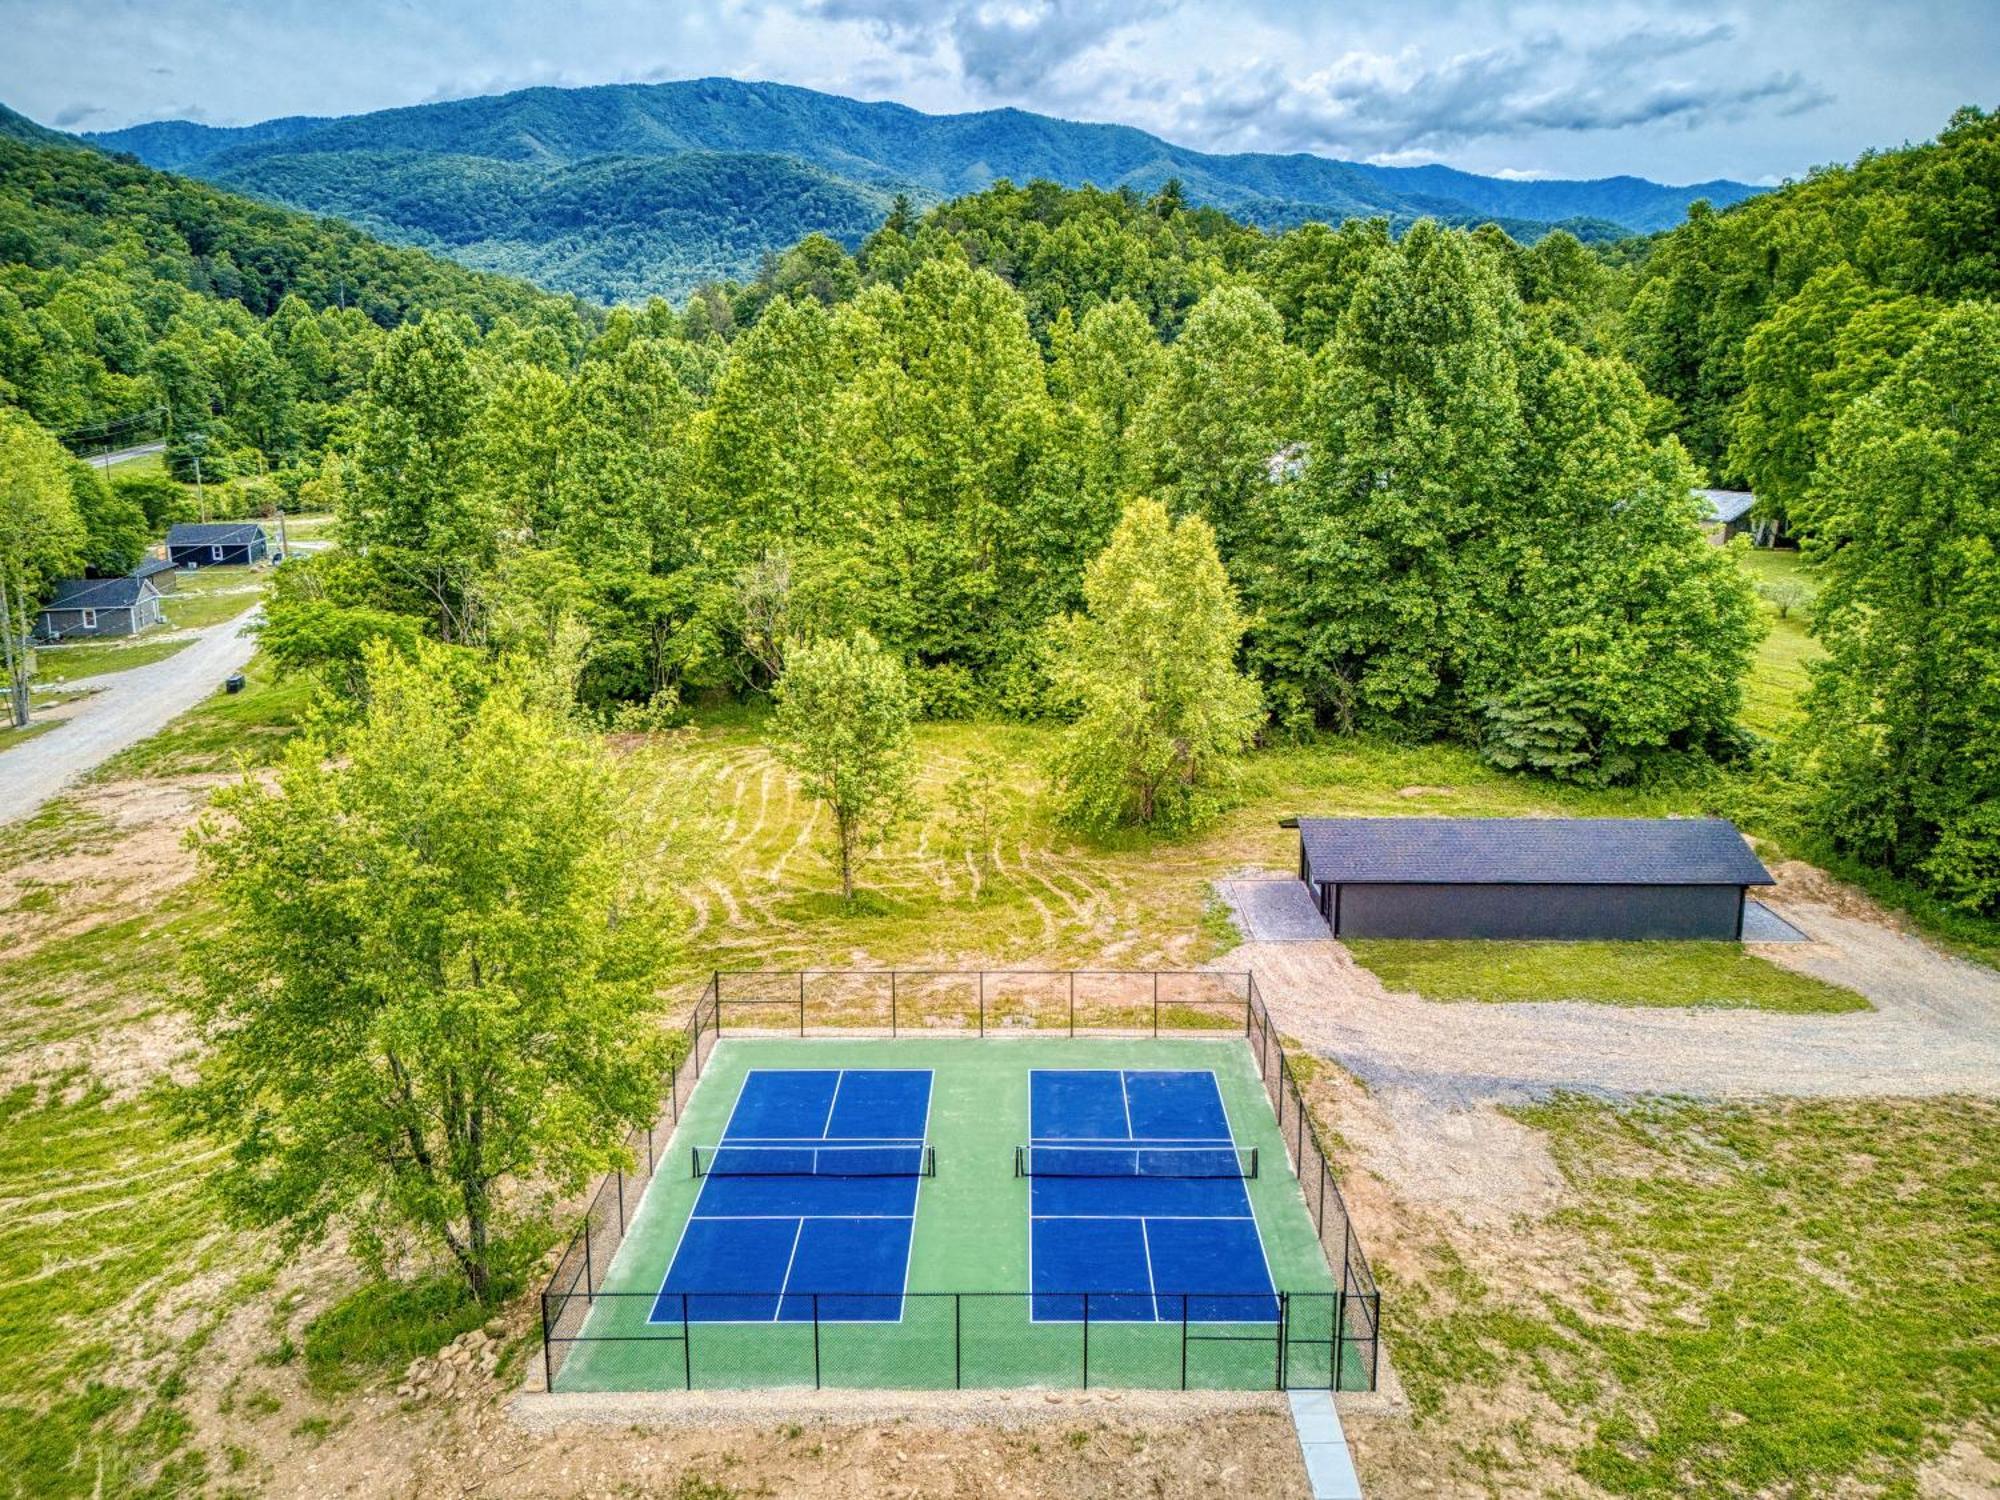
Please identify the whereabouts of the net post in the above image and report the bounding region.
[812,1294,822,1388]
[954,1293,962,1390]
[1082,1292,1091,1388]
[682,1294,692,1388]
[540,1292,554,1394]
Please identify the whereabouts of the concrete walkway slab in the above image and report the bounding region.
[1742,899,1811,942]
[1220,878,1332,942]
[1288,1389,1363,1499]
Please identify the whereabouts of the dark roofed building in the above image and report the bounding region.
[35,574,167,641]
[1296,817,1775,941]
[166,521,267,568]
[130,553,180,593]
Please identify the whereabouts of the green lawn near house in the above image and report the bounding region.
[32,634,197,685]
[1345,939,1867,1013]
[161,566,264,630]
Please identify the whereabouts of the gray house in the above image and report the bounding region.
[166,521,268,568]
[35,575,167,641]
[130,553,180,593]
[1297,817,1775,941]
[1697,489,1756,544]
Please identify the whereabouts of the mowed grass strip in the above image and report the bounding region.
[1390,1095,2000,1496]
[1346,939,1867,1013]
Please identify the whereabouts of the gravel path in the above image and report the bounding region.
[0,607,260,826]
[1237,893,2000,1106]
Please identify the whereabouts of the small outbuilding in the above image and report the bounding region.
[129,553,180,594]
[1696,488,1756,544]
[35,575,167,641]
[167,521,268,568]
[1296,816,1775,941]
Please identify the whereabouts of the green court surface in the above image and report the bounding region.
[551,1036,1366,1393]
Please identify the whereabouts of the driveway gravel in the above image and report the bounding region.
[0,606,260,826]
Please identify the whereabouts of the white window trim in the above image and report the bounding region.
[80,608,97,628]
[210,544,224,561]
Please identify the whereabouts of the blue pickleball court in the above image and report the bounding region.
[650,1067,932,1324]
[1026,1068,1279,1324]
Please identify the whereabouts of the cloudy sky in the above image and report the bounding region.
[3,0,1992,183]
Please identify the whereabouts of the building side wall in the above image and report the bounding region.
[36,605,136,640]
[1329,881,1745,940]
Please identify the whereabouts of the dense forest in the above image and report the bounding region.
[83,78,1756,300]
[3,104,1997,918]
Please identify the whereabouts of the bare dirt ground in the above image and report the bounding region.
[13,746,1998,1500]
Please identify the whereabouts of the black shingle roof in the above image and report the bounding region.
[130,555,177,578]
[167,521,265,546]
[1298,817,1774,886]
[43,575,155,610]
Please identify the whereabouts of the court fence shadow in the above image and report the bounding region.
[539,970,1382,1395]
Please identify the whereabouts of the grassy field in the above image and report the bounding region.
[1345,939,1866,1013]
[1734,548,1826,738]
[159,566,264,631]
[1383,1092,2000,1496]
[32,633,197,685]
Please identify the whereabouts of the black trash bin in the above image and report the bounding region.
[224,674,246,694]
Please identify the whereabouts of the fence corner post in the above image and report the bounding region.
[540,1292,554,1393]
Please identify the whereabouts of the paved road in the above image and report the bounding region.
[88,440,167,469]
[0,608,261,825]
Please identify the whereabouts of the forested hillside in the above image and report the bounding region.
[79,78,1758,300]
[5,104,1996,924]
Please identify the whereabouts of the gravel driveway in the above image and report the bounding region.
[0,607,261,826]
[1235,891,2000,1105]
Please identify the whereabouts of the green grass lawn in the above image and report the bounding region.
[1345,939,1866,1013]
[161,566,264,630]
[1389,1094,2000,1495]
[32,634,196,685]
[92,651,311,782]
[1734,548,1826,738]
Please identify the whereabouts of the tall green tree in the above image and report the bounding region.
[181,643,679,1300]
[1787,305,2000,911]
[0,410,86,724]
[771,631,917,902]
[1045,499,1262,834]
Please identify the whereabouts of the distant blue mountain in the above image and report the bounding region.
[79,77,1766,302]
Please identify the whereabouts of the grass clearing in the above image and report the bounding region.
[32,634,197,685]
[160,567,264,631]
[1734,548,1826,738]
[94,653,311,782]
[1345,938,1866,1013]
[1387,1094,2000,1495]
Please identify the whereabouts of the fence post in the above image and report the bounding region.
[812,1294,822,1388]
[540,1293,554,1394]
[668,1061,678,1125]
[1244,973,1253,1034]
[799,971,807,1036]
[583,1220,594,1299]
[1276,1292,1288,1390]
[616,1170,625,1236]
[891,971,898,1037]
[682,1294,692,1389]
[1180,1296,1189,1389]
[1333,1290,1345,1393]
[954,1294,962,1390]
[1152,972,1160,1036]
[1068,971,1075,1038]
[978,972,985,1037]
[1082,1293,1090,1388]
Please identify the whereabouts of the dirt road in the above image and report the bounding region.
[0,607,260,825]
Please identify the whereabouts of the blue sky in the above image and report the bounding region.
[2,0,1992,184]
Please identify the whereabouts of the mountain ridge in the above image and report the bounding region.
[70,77,1766,302]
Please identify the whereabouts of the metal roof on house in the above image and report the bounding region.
[1697,489,1756,525]
[166,521,265,546]
[43,575,157,611]
[1298,817,1775,887]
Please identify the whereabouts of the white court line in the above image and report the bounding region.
[1119,1070,1136,1138]
[821,1068,845,1140]
[1139,1218,1161,1321]
[772,1218,807,1322]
